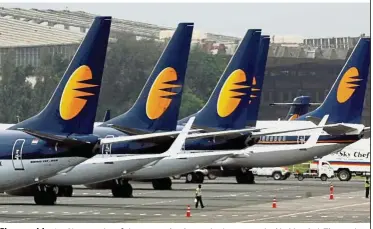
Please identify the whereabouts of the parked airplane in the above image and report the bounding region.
[0,16,111,205]
[190,37,370,184]
[5,22,196,198]
[269,95,321,121]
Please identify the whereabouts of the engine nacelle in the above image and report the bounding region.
[244,135,260,146]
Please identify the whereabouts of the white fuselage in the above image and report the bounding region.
[0,157,86,192]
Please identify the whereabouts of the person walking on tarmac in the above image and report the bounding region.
[195,184,204,208]
[365,177,370,198]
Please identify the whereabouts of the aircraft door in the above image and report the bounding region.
[12,139,25,170]
[102,135,115,155]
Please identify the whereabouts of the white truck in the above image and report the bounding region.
[294,160,335,181]
[250,167,291,180]
[310,138,370,181]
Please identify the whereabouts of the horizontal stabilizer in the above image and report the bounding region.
[270,103,321,106]
[16,128,91,146]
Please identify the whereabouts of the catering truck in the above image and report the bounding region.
[310,138,370,181]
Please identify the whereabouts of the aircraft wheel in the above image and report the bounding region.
[186,173,196,183]
[235,171,255,184]
[111,183,133,198]
[34,185,57,205]
[195,172,205,183]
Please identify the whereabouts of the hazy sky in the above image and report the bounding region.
[1,3,370,38]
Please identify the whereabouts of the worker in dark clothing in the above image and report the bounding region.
[195,184,204,208]
[365,177,370,198]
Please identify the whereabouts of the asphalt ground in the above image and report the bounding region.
[0,177,370,223]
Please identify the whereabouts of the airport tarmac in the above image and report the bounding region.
[0,177,369,223]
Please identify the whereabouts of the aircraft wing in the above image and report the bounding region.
[100,129,201,145]
[305,116,366,135]
[185,124,333,140]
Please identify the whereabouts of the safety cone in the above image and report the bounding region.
[186,205,191,217]
[272,197,277,208]
[329,184,334,200]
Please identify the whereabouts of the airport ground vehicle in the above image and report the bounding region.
[294,160,335,181]
[251,167,291,180]
[310,138,370,181]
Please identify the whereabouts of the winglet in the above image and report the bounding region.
[163,116,195,155]
[303,114,329,147]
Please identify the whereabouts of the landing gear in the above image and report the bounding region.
[111,179,133,198]
[152,178,172,190]
[235,169,255,184]
[185,172,204,183]
[34,185,57,205]
[57,185,73,197]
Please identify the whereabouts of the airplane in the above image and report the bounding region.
[189,37,370,184]
[0,16,112,205]
[269,95,321,121]
[5,22,196,198]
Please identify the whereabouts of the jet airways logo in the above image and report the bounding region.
[337,67,361,103]
[249,76,261,104]
[146,67,181,120]
[60,65,98,120]
[288,114,299,120]
[217,69,250,117]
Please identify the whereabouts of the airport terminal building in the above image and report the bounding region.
[0,7,370,126]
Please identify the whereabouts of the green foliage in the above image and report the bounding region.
[0,33,231,124]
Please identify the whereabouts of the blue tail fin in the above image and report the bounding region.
[297,37,370,124]
[102,23,194,131]
[246,35,270,126]
[103,110,111,122]
[9,16,111,135]
[286,96,312,120]
[193,29,262,130]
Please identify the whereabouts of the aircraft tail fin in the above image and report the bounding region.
[298,37,370,124]
[270,96,321,120]
[103,110,111,122]
[103,23,194,132]
[9,16,111,135]
[193,29,262,130]
[246,35,270,126]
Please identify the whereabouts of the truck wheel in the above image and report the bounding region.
[320,174,327,181]
[337,170,351,181]
[297,175,304,181]
[273,172,282,180]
